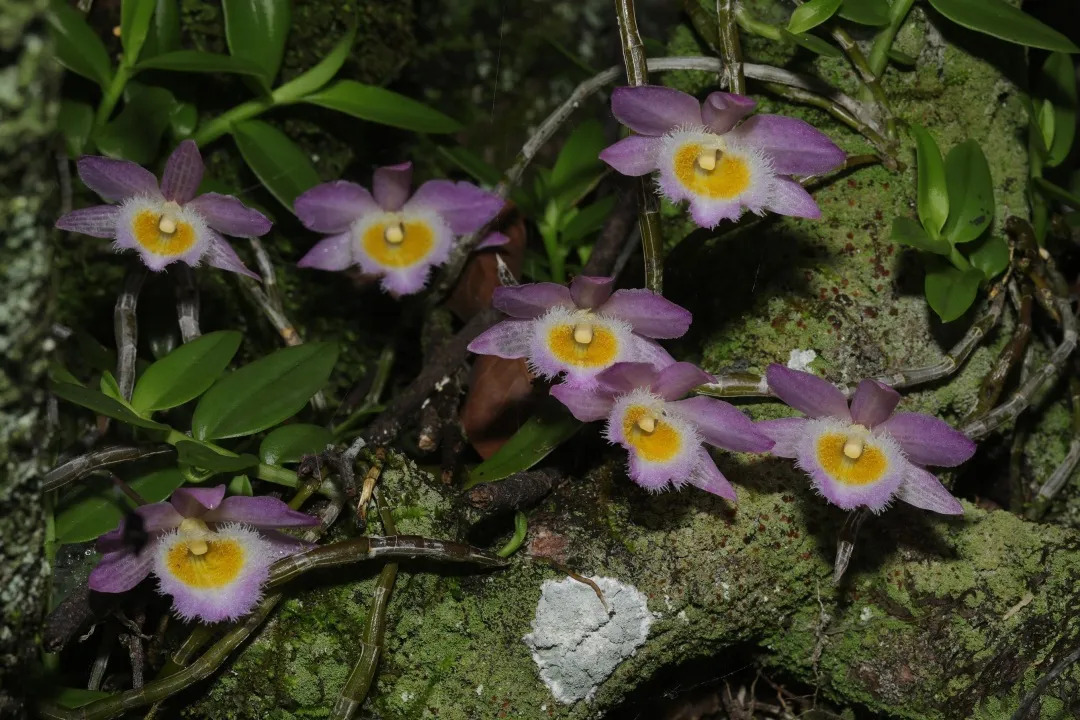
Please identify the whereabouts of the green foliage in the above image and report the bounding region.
[52,382,169,430]
[781,29,843,58]
[892,127,1004,322]
[192,342,338,440]
[837,0,889,26]
[143,0,181,57]
[176,440,259,473]
[47,0,113,89]
[136,50,268,77]
[259,424,334,465]
[303,81,463,134]
[94,84,181,164]
[130,331,242,414]
[463,402,582,489]
[120,0,157,67]
[49,688,113,709]
[54,469,185,544]
[787,0,842,35]
[1034,53,1078,168]
[272,26,357,103]
[927,0,1079,53]
[222,0,291,90]
[57,100,94,156]
[232,120,321,211]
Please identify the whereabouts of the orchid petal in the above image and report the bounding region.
[611,85,702,136]
[728,115,845,176]
[765,177,821,219]
[896,465,964,515]
[295,181,376,233]
[169,485,227,517]
[550,383,614,422]
[879,412,976,467]
[203,495,320,527]
[160,140,204,204]
[372,162,412,211]
[598,135,661,176]
[766,364,850,419]
[203,230,259,279]
[407,180,503,234]
[756,416,808,458]
[467,319,534,359]
[297,232,354,271]
[672,396,773,452]
[652,363,714,400]
[55,205,119,237]
[492,283,572,318]
[88,548,154,593]
[77,156,159,203]
[569,275,615,309]
[598,289,692,339]
[187,193,271,237]
[684,447,737,500]
[701,92,756,134]
[849,379,900,428]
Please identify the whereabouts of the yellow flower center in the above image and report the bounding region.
[166,518,245,588]
[132,201,196,256]
[673,142,752,200]
[362,219,434,268]
[816,425,888,486]
[622,405,681,462]
[546,318,618,368]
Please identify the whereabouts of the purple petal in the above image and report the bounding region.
[550,383,615,422]
[756,417,808,458]
[297,232,353,271]
[598,135,661,176]
[672,396,773,452]
[597,289,692,339]
[569,276,614,309]
[766,364,850,419]
[652,363,714,400]
[879,412,976,467]
[685,197,744,228]
[77,156,159,203]
[849,379,900,428]
[372,162,412,211]
[684,447,737,501]
[765,178,821,219]
[596,362,660,395]
[89,548,153,593]
[701,92,756,134]
[380,264,434,296]
[96,503,181,553]
[295,181,375,233]
[476,231,509,250]
[621,334,677,373]
[492,283,573,318]
[729,115,845,176]
[203,230,259,279]
[611,85,702,136]
[170,485,226,517]
[897,465,964,515]
[55,205,119,237]
[407,180,503,235]
[203,495,320,528]
[160,140,204,204]
[796,441,905,512]
[467,319,533,359]
[187,193,271,237]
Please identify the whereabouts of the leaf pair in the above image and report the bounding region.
[891,127,1007,322]
[787,0,890,35]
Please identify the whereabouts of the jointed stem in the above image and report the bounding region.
[867,0,915,77]
[43,445,174,492]
[716,0,745,95]
[114,266,146,402]
[173,265,201,343]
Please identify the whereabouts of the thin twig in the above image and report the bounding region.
[833,508,869,584]
[44,445,174,492]
[114,266,147,402]
[716,0,745,95]
[1028,372,1080,519]
[1010,643,1080,720]
[967,281,1033,420]
[173,265,201,343]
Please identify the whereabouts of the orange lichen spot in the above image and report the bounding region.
[132,210,197,256]
[816,432,888,485]
[165,538,245,589]
[622,405,681,462]
[546,321,618,368]
[673,143,752,200]
[362,220,435,268]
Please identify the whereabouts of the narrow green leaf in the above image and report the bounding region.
[1037,98,1056,153]
[1038,53,1078,167]
[463,402,582,489]
[47,1,114,89]
[100,370,124,403]
[1033,176,1080,208]
[93,84,177,164]
[966,234,1009,280]
[131,331,242,414]
[838,0,889,25]
[923,259,983,323]
[781,28,844,57]
[54,469,184,544]
[222,0,291,89]
[231,119,321,212]
[57,100,94,157]
[51,688,113,710]
[192,342,339,440]
[561,196,617,245]
[273,25,357,103]
[137,50,268,77]
[175,440,259,472]
[941,140,994,244]
[168,101,198,139]
[550,119,606,206]
[891,216,951,255]
[53,382,170,430]
[146,0,181,56]
[259,424,334,465]
[910,124,949,238]
[787,0,843,35]
[121,0,157,66]
[927,0,1078,53]
[303,80,463,134]
[437,145,502,187]
[887,48,918,66]
[228,474,253,496]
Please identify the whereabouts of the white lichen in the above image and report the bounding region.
[523,576,653,704]
[786,348,818,372]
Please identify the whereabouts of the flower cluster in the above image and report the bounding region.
[599,86,845,228]
[56,141,269,277]
[90,486,318,622]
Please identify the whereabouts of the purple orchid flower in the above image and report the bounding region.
[89,486,318,622]
[758,364,976,514]
[294,162,505,295]
[552,362,774,499]
[55,140,269,277]
[599,85,845,228]
[467,275,691,389]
